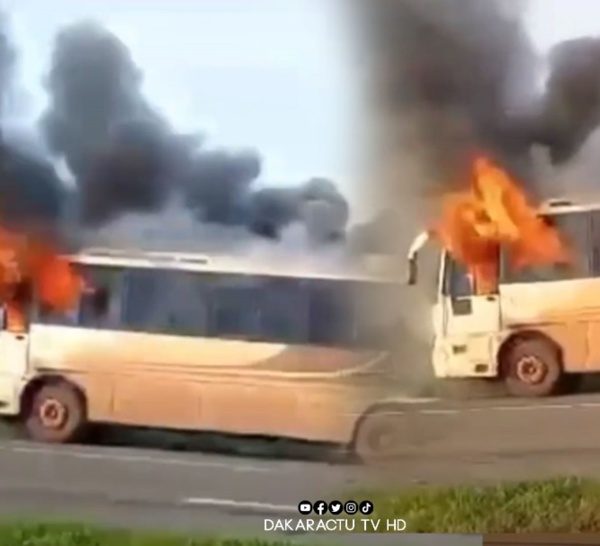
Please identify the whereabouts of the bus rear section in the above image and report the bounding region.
[0,249,396,462]
[408,199,600,397]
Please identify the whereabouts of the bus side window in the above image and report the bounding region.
[162,272,210,336]
[121,268,163,333]
[121,269,210,336]
[207,274,261,340]
[501,212,591,283]
[307,279,356,347]
[258,277,309,344]
[37,298,78,326]
[78,265,125,329]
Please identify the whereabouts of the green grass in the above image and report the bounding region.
[345,476,600,532]
[0,522,332,546]
[4,477,599,540]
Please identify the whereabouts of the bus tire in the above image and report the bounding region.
[500,337,562,397]
[561,373,583,394]
[23,381,87,443]
[352,407,402,465]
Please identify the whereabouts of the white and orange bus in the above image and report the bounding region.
[0,248,402,462]
[407,197,600,397]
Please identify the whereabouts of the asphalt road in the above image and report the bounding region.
[2,392,600,540]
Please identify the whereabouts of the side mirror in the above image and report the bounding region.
[407,258,418,286]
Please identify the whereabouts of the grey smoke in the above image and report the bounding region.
[355,0,538,200]
[536,37,600,166]
[37,20,350,245]
[0,13,353,249]
[356,0,600,206]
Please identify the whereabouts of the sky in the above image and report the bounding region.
[0,0,598,223]
[527,0,600,52]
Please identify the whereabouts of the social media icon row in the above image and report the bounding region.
[297,500,373,516]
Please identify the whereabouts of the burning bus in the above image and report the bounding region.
[406,154,600,397]
[0,244,403,463]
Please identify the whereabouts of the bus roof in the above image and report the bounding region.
[538,197,600,215]
[68,247,401,283]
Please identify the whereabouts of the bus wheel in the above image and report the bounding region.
[501,337,562,397]
[561,373,583,394]
[352,408,402,465]
[24,382,87,443]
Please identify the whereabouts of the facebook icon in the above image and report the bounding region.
[314,500,328,516]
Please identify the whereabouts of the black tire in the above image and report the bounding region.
[561,373,584,395]
[352,408,402,465]
[23,382,87,443]
[501,337,562,397]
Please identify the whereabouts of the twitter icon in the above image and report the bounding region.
[328,500,343,515]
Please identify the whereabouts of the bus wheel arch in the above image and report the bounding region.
[350,403,403,465]
[20,375,88,443]
[497,331,563,397]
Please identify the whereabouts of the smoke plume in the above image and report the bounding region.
[0,14,68,235]
[357,0,600,217]
[536,37,600,166]
[356,0,538,200]
[35,20,349,245]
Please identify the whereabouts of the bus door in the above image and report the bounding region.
[440,252,500,373]
[0,301,30,404]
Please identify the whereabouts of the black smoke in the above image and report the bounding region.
[356,0,600,202]
[35,20,349,244]
[535,37,600,165]
[0,14,65,235]
[355,0,536,200]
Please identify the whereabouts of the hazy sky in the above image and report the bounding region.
[528,0,600,52]
[0,0,598,220]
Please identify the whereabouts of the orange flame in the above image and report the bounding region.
[0,228,83,331]
[431,155,569,293]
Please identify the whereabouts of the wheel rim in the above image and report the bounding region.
[39,398,68,429]
[516,355,547,385]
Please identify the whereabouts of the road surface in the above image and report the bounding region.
[2,393,600,539]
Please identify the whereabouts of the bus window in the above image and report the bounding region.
[307,280,356,346]
[37,289,79,327]
[501,212,591,283]
[162,272,210,336]
[78,265,125,329]
[122,268,209,336]
[258,277,309,344]
[122,268,157,330]
[207,274,260,340]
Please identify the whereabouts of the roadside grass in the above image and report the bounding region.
[345,476,600,532]
[0,522,332,546]
[1,477,598,540]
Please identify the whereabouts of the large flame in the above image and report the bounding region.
[0,228,83,331]
[432,155,569,293]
